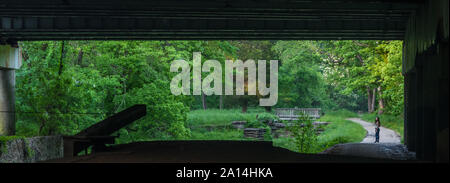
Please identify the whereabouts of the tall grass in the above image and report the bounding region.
[190,129,249,140]
[187,108,265,128]
[316,110,366,149]
[187,108,266,140]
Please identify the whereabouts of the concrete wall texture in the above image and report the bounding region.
[0,136,63,163]
[0,45,20,136]
[0,69,15,136]
[403,0,449,162]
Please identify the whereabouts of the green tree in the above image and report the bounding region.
[273,41,330,109]
[312,40,403,115]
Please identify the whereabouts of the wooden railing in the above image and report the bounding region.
[275,108,321,120]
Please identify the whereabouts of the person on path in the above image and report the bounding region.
[374,117,381,143]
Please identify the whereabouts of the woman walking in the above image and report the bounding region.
[374,117,381,143]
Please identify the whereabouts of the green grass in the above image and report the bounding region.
[315,110,366,148]
[361,112,404,141]
[0,136,26,142]
[188,109,366,153]
[273,110,366,153]
[187,108,264,128]
[187,108,264,140]
[190,129,249,140]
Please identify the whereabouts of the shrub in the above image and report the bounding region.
[257,113,279,124]
[116,80,191,143]
[286,113,318,153]
[245,119,266,128]
[263,126,273,141]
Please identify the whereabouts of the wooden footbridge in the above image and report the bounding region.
[275,108,321,121]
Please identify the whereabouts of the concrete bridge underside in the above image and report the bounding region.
[0,0,424,41]
[0,0,448,162]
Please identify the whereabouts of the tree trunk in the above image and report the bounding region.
[367,88,373,113]
[202,92,207,110]
[219,95,223,110]
[58,41,65,76]
[377,86,384,115]
[38,119,46,136]
[242,99,248,113]
[371,88,376,113]
[77,49,83,66]
[367,87,377,113]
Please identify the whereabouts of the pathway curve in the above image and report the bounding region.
[347,118,401,144]
[319,118,415,160]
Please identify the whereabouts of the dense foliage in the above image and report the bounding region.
[17,41,200,140]
[14,40,404,146]
[311,40,404,115]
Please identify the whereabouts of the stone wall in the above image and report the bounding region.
[0,136,63,163]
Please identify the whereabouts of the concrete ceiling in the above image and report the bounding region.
[0,0,424,42]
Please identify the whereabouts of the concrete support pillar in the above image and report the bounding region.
[415,57,424,160]
[402,0,448,162]
[436,40,449,162]
[421,45,438,161]
[0,45,21,136]
[409,70,417,152]
[404,71,416,151]
[407,39,449,162]
[403,73,408,145]
[0,69,15,135]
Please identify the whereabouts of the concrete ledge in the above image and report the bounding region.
[0,136,63,163]
[320,143,416,161]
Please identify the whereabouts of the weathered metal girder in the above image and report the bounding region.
[63,104,146,157]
